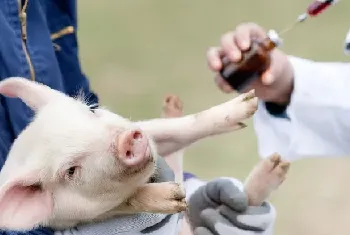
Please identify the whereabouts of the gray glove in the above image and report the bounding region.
[188,178,275,235]
[149,154,175,183]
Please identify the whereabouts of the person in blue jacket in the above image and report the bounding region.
[0,1,275,235]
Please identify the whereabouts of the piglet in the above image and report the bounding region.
[0,77,258,231]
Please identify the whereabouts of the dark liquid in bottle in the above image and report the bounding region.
[219,38,275,91]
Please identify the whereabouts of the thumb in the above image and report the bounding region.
[193,227,213,235]
[205,178,248,212]
[261,68,275,86]
[153,156,175,183]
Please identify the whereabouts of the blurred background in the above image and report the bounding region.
[77,1,350,234]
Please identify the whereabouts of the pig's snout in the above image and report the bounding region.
[117,129,151,167]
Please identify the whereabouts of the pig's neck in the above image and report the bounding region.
[45,219,80,230]
[88,204,137,222]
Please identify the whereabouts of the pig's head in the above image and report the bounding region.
[0,77,157,230]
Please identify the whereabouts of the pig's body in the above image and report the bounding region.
[0,77,258,231]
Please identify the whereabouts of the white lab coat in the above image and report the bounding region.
[254,55,350,161]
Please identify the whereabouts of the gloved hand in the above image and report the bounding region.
[187,178,276,235]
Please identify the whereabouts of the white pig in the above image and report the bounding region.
[0,77,258,231]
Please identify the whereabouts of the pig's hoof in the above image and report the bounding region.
[175,198,187,213]
[241,89,256,102]
[162,95,183,118]
[244,153,290,206]
[232,89,258,120]
[213,89,258,130]
[163,182,187,213]
[170,182,186,199]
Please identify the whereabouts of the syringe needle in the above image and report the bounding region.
[278,14,308,36]
[278,21,300,36]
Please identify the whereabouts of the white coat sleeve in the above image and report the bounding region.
[254,55,350,161]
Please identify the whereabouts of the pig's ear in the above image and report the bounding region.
[0,77,65,111]
[0,171,53,230]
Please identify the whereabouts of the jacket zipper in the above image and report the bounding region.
[18,0,36,81]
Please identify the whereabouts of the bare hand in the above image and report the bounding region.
[207,22,294,105]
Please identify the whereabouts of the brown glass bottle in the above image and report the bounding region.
[219,35,278,91]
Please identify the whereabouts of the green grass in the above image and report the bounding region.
[77,1,350,234]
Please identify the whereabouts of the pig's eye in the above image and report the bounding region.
[67,167,76,179]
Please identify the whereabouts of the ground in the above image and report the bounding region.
[77,1,350,234]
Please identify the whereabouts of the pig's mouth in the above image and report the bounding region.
[119,152,155,178]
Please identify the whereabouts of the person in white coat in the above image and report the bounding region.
[206,22,350,161]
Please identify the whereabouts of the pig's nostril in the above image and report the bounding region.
[126,150,132,157]
[133,131,142,140]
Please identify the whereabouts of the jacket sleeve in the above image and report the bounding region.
[53,214,182,235]
[254,56,350,161]
[53,0,99,107]
[1,228,55,235]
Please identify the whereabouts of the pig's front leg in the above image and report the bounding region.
[136,90,257,156]
[117,182,187,214]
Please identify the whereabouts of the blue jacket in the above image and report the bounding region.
[0,0,98,234]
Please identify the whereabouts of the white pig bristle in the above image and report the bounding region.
[74,89,93,106]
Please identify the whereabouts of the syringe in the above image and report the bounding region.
[278,0,339,36]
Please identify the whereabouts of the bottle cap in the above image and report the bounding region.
[267,29,283,47]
